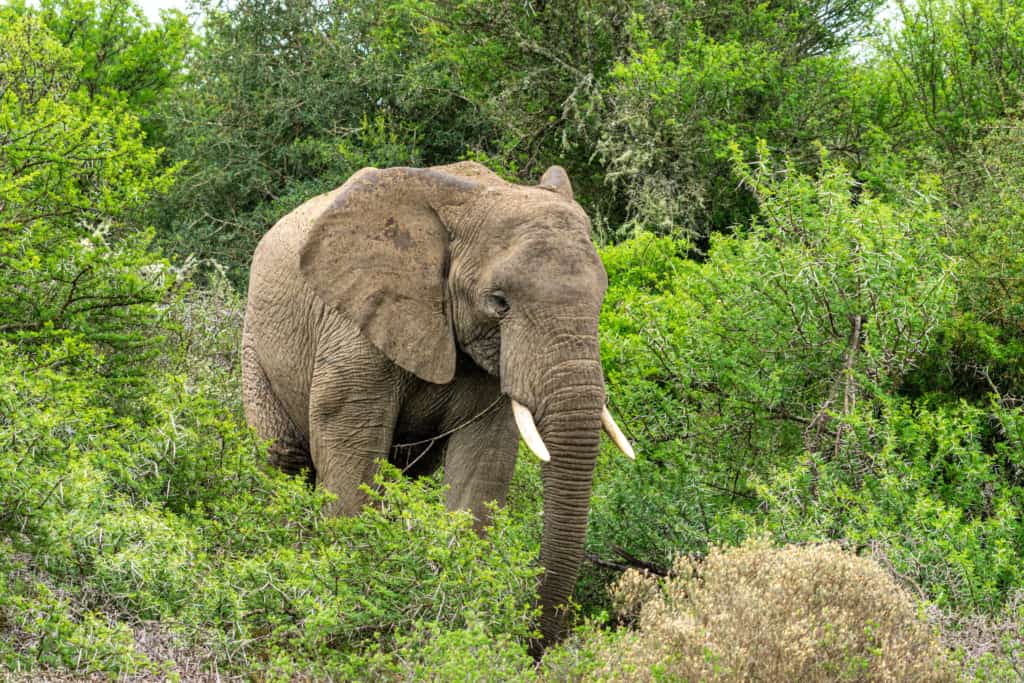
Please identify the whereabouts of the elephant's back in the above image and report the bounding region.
[245,186,347,435]
[253,184,346,269]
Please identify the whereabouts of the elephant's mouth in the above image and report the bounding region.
[509,397,635,463]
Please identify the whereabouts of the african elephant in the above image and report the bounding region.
[241,161,634,648]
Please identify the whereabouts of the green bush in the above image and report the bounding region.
[880,0,1024,159]
[0,11,180,404]
[364,618,537,683]
[916,118,1024,403]
[590,148,956,563]
[0,568,146,674]
[583,145,1024,677]
[595,22,889,240]
[745,395,1024,613]
[7,0,192,128]
[0,333,540,677]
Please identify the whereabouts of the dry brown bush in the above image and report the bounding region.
[594,537,954,682]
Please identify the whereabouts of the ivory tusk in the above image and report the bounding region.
[512,400,550,462]
[601,406,636,459]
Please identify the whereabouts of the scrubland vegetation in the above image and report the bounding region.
[2,0,1024,679]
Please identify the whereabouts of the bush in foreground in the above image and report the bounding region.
[550,538,953,682]
[0,326,540,678]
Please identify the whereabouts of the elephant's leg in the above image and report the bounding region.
[308,353,401,517]
[443,393,519,533]
[242,334,314,484]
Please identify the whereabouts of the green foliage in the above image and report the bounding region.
[596,11,891,240]
[597,26,773,237]
[12,0,191,114]
[881,0,1024,157]
[365,618,537,683]
[746,396,1024,613]
[0,566,146,674]
[0,12,179,401]
[587,148,1023,675]
[0,334,540,677]
[6,0,1024,678]
[916,117,1024,402]
[592,150,956,560]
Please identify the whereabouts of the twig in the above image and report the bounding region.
[584,547,669,577]
[393,394,506,474]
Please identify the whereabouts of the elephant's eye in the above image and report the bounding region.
[485,291,510,317]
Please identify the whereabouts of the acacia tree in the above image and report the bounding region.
[151,0,427,280]
[5,0,192,144]
[152,0,891,276]
[882,0,1024,157]
[0,11,178,396]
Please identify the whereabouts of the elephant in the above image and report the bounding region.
[241,160,634,649]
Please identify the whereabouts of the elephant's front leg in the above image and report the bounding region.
[443,391,519,533]
[309,351,401,517]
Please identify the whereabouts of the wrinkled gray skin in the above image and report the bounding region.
[242,161,608,649]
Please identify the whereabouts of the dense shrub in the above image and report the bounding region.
[0,11,181,409]
[880,0,1024,159]
[555,538,953,682]
[7,0,192,127]
[581,151,1024,679]
[590,150,956,564]
[595,21,892,240]
[0,337,540,677]
[916,117,1024,403]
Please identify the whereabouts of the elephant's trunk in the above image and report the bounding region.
[533,358,605,648]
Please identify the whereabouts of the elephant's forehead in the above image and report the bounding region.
[478,187,589,231]
[494,235,607,300]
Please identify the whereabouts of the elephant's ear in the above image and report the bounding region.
[539,165,574,201]
[299,167,481,384]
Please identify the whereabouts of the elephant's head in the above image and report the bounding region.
[298,161,633,647]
